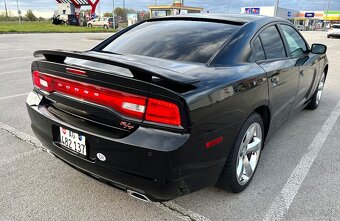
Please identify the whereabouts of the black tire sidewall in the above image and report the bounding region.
[221,113,264,192]
[306,72,325,110]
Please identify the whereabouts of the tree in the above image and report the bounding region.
[103,12,113,17]
[114,7,137,20]
[25,9,37,21]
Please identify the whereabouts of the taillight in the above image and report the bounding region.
[145,98,181,126]
[32,71,53,92]
[32,71,182,126]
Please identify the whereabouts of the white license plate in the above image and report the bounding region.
[59,127,87,156]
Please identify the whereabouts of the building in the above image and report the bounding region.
[241,6,299,22]
[148,0,203,18]
[295,11,340,29]
[55,3,75,17]
[241,6,340,30]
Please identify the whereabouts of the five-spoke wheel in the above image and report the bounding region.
[217,113,264,192]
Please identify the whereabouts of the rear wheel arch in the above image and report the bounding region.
[253,105,271,140]
[324,64,329,79]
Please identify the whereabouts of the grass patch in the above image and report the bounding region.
[0,21,115,33]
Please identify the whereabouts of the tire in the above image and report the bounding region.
[306,72,326,110]
[216,113,264,193]
[327,35,331,38]
[88,23,92,28]
[103,25,108,29]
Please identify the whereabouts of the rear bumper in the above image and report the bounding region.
[26,91,225,201]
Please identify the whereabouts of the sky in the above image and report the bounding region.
[1,0,340,14]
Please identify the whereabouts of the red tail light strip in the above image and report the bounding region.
[32,71,182,126]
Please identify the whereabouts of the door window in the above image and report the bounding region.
[252,37,266,61]
[259,26,286,60]
[280,25,307,57]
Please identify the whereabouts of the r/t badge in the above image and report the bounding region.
[120,121,134,130]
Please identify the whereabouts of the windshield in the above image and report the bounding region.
[102,20,240,63]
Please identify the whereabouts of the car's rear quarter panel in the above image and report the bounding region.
[182,63,269,174]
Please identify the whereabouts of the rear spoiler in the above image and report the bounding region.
[33,50,200,86]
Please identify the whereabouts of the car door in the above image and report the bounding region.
[102,18,107,27]
[94,18,101,27]
[279,24,320,115]
[253,25,300,137]
[90,19,97,26]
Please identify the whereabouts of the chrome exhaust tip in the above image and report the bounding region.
[127,190,151,203]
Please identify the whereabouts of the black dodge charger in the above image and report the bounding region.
[27,14,328,202]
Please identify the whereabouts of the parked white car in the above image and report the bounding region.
[327,24,340,38]
[87,17,118,29]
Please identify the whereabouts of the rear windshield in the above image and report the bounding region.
[102,20,240,63]
[332,25,340,29]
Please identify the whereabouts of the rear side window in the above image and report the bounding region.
[280,25,307,57]
[102,20,240,63]
[259,26,286,60]
[332,25,340,29]
[252,37,266,61]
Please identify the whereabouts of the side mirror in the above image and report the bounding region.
[311,44,327,54]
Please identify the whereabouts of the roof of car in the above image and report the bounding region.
[155,13,288,25]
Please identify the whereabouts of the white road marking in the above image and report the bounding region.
[0,56,33,61]
[0,120,209,221]
[0,69,29,76]
[0,92,29,101]
[263,99,340,221]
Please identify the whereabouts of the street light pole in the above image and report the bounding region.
[16,0,21,27]
[112,0,115,30]
[3,0,8,20]
[274,0,280,17]
[325,0,331,29]
[226,0,230,14]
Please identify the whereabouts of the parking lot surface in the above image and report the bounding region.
[0,32,339,221]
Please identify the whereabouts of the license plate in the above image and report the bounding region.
[59,127,87,156]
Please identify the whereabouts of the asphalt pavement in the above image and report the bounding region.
[0,31,339,221]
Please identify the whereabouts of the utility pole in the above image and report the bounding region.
[325,0,331,29]
[123,0,125,9]
[3,0,8,20]
[274,0,280,17]
[226,0,230,14]
[112,0,115,30]
[154,0,157,5]
[16,0,21,27]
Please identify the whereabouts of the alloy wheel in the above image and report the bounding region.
[316,73,325,105]
[236,122,262,185]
